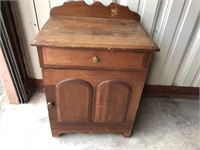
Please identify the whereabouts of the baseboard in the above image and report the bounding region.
[144,84,199,98]
[28,78,43,88]
[28,78,199,98]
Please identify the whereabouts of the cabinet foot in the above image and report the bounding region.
[52,131,62,137]
[123,130,132,138]
[51,129,133,138]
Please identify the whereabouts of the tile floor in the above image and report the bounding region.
[0,84,199,150]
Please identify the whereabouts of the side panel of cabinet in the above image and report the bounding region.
[95,80,132,123]
[56,79,92,122]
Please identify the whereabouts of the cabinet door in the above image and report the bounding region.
[56,79,92,122]
[94,80,132,123]
[43,69,146,123]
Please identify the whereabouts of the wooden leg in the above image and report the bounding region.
[123,130,132,138]
[52,130,62,137]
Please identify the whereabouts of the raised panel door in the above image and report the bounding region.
[56,79,93,122]
[94,80,132,123]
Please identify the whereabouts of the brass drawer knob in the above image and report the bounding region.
[93,56,101,64]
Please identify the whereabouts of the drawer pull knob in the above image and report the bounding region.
[47,102,54,109]
[93,56,101,64]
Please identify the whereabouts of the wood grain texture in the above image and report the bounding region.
[50,122,133,137]
[95,80,132,123]
[41,47,148,70]
[42,69,146,86]
[50,1,140,21]
[42,69,147,123]
[56,79,92,122]
[32,1,159,137]
[45,83,137,138]
[31,16,159,51]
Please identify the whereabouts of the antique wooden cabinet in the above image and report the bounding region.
[31,1,159,137]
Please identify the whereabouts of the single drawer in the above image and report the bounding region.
[39,47,148,70]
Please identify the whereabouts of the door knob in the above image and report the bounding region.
[93,56,101,64]
[47,102,54,109]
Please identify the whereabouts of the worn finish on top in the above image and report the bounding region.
[31,16,158,51]
[31,1,159,138]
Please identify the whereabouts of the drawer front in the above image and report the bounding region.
[40,47,148,70]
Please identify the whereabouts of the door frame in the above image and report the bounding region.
[0,1,29,103]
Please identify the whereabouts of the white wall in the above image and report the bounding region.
[11,0,42,79]
[11,0,200,87]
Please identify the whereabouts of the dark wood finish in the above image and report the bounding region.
[144,84,199,98]
[28,78,199,98]
[37,47,44,68]
[28,78,43,88]
[31,16,158,51]
[42,69,146,87]
[41,47,148,70]
[50,1,140,21]
[95,80,132,123]
[43,69,147,131]
[31,1,159,137]
[50,121,133,137]
[32,78,199,98]
[56,79,92,122]
[44,85,133,137]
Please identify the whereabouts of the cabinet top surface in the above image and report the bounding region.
[31,16,159,52]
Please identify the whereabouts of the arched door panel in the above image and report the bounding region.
[56,79,92,122]
[95,80,132,123]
